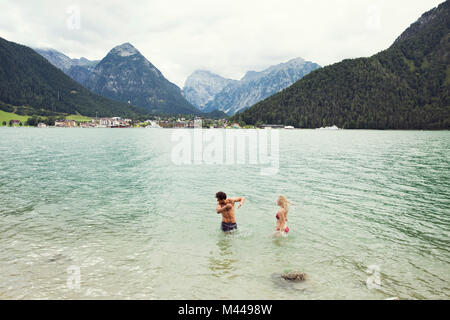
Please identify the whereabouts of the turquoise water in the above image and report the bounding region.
[0,128,449,300]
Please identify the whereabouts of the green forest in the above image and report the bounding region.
[0,37,149,119]
[232,1,450,129]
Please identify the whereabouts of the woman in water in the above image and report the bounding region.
[275,195,290,236]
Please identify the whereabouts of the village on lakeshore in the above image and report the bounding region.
[2,115,305,130]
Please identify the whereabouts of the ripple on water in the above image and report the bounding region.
[0,128,449,299]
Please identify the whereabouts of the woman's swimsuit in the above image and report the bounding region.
[276,213,289,233]
[276,213,288,221]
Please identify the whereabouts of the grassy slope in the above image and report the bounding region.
[66,114,92,122]
[0,110,29,125]
[0,110,93,126]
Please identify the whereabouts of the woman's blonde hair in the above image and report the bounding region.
[278,195,289,217]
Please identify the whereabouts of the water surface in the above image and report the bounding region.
[0,128,449,299]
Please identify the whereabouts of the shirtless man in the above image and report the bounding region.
[216,192,246,233]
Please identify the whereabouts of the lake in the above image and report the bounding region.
[0,128,449,299]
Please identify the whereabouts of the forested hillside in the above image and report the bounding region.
[233,1,450,129]
[0,37,148,118]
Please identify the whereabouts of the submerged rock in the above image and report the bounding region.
[48,253,64,262]
[281,271,307,282]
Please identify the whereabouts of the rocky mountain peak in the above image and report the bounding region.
[183,70,237,110]
[393,1,449,45]
[110,43,139,57]
[194,58,321,114]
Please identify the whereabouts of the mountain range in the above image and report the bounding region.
[183,58,321,115]
[37,45,319,117]
[233,0,450,129]
[34,48,99,86]
[2,1,448,126]
[36,43,199,115]
[85,43,199,115]
[0,37,147,118]
[34,48,99,74]
[182,70,237,111]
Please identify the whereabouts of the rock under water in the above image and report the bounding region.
[281,272,307,282]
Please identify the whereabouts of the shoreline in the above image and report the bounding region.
[1,126,449,131]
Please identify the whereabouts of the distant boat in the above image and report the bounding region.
[317,125,340,130]
[260,124,284,129]
[284,126,295,130]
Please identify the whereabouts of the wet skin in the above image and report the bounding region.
[216,197,245,223]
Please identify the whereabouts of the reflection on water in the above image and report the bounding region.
[209,235,238,279]
[269,235,309,293]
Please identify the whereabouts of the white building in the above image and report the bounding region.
[145,121,161,128]
[194,118,203,129]
[99,118,113,127]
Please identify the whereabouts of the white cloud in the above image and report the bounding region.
[0,0,444,87]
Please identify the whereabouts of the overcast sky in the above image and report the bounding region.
[0,0,444,87]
